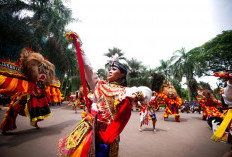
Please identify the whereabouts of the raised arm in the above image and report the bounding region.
[66,32,99,91]
[123,86,152,104]
[223,79,232,105]
[214,72,232,106]
[82,53,99,90]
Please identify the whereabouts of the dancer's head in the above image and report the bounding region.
[22,53,55,85]
[163,85,178,99]
[107,61,127,86]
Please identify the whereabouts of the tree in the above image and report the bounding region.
[198,81,212,90]
[188,78,198,98]
[201,30,232,74]
[171,78,182,97]
[150,73,165,92]
[0,0,80,97]
[104,47,126,60]
[155,59,171,79]
[170,48,195,101]
[97,68,107,80]
[0,0,74,51]
[128,66,152,87]
[127,58,143,78]
[180,88,189,101]
[0,9,36,60]
[104,47,127,69]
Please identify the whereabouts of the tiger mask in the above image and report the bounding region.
[21,53,55,86]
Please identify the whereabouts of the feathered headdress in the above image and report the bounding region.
[107,54,128,75]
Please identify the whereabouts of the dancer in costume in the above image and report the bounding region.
[211,72,232,143]
[150,91,160,111]
[139,99,157,133]
[76,85,89,110]
[0,52,55,134]
[132,101,140,111]
[81,89,93,119]
[157,82,183,122]
[196,88,223,121]
[68,91,76,109]
[57,32,152,157]
[73,90,79,113]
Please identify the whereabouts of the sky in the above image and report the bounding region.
[65,0,232,89]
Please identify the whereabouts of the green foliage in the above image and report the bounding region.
[198,81,212,90]
[202,30,232,73]
[127,66,152,87]
[70,76,81,91]
[104,47,125,58]
[213,87,222,99]
[170,47,206,101]
[127,58,143,78]
[171,79,182,97]
[151,73,165,92]
[104,47,127,69]
[180,88,188,101]
[155,59,171,79]
[97,68,107,80]
[3,1,231,96]
[0,10,36,60]
[188,78,198,97]
[0,0,80,94]
[127,77,140,87]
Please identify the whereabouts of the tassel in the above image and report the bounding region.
[211,109,232,142]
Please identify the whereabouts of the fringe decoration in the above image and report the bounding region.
[211,109,232,142]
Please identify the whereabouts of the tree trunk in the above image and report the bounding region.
[186,80,191,102]
[63,70,70,98]
[60,74,64,92]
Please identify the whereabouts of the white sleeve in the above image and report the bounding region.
[125,86,152,104]
[222,83,232,106]
[82,53,99,90]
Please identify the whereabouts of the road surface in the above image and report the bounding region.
[0,103,230,157]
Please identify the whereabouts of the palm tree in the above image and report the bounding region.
[104,47,127,69]
[127,58,143,78]
[139,67,153,87]
[104,47,126,59]
[0,0,79,97]
[170,47,205,101]
[1,0,74,51]
[170,48,194,101]
[155,59,171,79]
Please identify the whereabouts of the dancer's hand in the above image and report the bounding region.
[118,93,137,102]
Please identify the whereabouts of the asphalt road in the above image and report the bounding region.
[0,103,231,157]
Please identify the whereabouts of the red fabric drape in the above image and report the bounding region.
[1,77,13,88]
[80,130,93,157]
[73,35,90,112]
[98,99,132,145]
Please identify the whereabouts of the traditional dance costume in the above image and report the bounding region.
[0,51,56,133]
[158,92,182,122]
[211,82,232,142]
[196,91,223,120]
[57,52,152,157]
[0,83,51,131]
[150,92,160,111]
[139,102,157,127]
